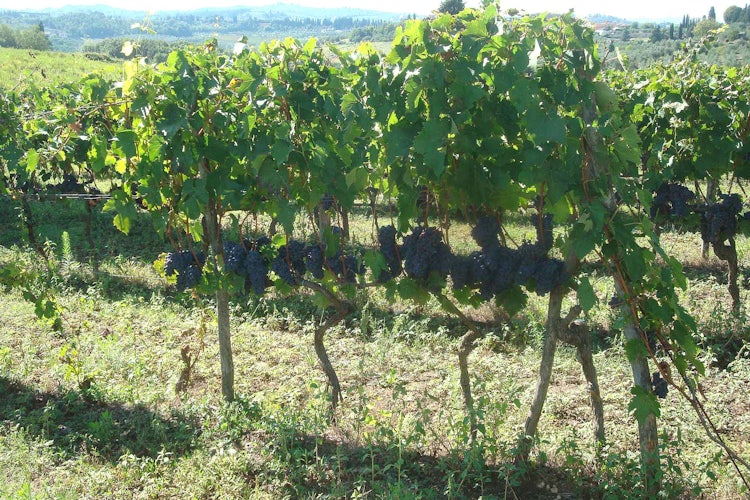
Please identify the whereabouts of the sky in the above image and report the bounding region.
[0,0,738,21]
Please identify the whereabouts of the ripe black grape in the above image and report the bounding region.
[340,255,364,283]
[401,226,451,282]
[701,194,743,244]
[305,244,326,279]
[471,216,500,250]
[223,241,247,275]
[532,213,554,252]
[176,265,202,291]
[271,256,297,285]
[652,371,668,399]
[164,250,206,291]
[651,183,696,219]
[377,225,402,280]
[244,250,267,295]
[271,240,307,285]
[253,236,272,250]
[450,254,473,290]
[531,258,566,295]
[479,246,519,296]
[165,250,192,276]
[514,242,544,286]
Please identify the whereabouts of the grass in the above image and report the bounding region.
[0,47,123,91]
[0,197,749,498]
[0,37,391,93]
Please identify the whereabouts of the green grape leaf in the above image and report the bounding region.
[577,277,598,311]
[629,386,660,425]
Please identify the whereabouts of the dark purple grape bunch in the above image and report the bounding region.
[450,214,566,297]
[271,240,307,286]
[401,226,452,284]
[531,213,554,252]
[221,239,270,295]
[652,371,668,399]
[164,249,206,291]
[651,182,696,220]
[471,215,501,250]
[701,193,743,244]
[377,225,403,282]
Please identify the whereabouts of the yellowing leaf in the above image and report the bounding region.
[121,41,136,57]
[115,158,128,174]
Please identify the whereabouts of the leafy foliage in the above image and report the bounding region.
[4,5,748,491]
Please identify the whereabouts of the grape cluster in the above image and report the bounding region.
[701,194,743,245]
[467,216,565,297]
[329,253,364,283]
[401,227,452,282]
[471,216,500,250]
[305,245,326,279]
[458,239,564,298]
[212,235,367,290]
[244,250,268,295]
[271,240,307,285]
[223,241,247,275]
[650,182,696,219]
[649,182,747,245]
[652,371,668,399]
[470,245,520,298]
[377,219,567,298]
[532,213,554,252]
[377,225,402,282]
[164,249,206,291]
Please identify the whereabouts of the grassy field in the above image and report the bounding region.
[0,39,391,92]
[0,197,748,498]
[0,48,123,90]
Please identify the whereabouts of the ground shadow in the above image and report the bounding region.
[0,376,199,463]
[227,411,592,499]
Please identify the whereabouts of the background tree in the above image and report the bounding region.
[0,24,16,48]
[650,25,664,42]
[724,5,742,23]
[694,18,721,37]
[709,6,717,20]
[15,24,52,51]
[437,0,465,15]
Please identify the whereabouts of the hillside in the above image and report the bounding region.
[0,4,408,52]
[0,47,121,90]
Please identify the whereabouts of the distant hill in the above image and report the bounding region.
[0,4,409,52]
[587,14,630,24]
[20,3,407,21]
[36,4,148,16]
[179,4,406,21]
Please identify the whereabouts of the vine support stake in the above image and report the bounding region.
[201,159,235,403]
[583,95,661,494]
[712,239,740,313]
[558,317,606,446]
[435,292,483,442]
[302,279,351,418]
[615,278,660,495]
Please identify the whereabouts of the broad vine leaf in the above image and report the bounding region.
[629,386,660,424]
[577,277,598,311]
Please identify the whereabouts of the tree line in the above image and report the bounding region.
[723,4,750,23]
[0,9,405,52]
[0,22,51,51]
